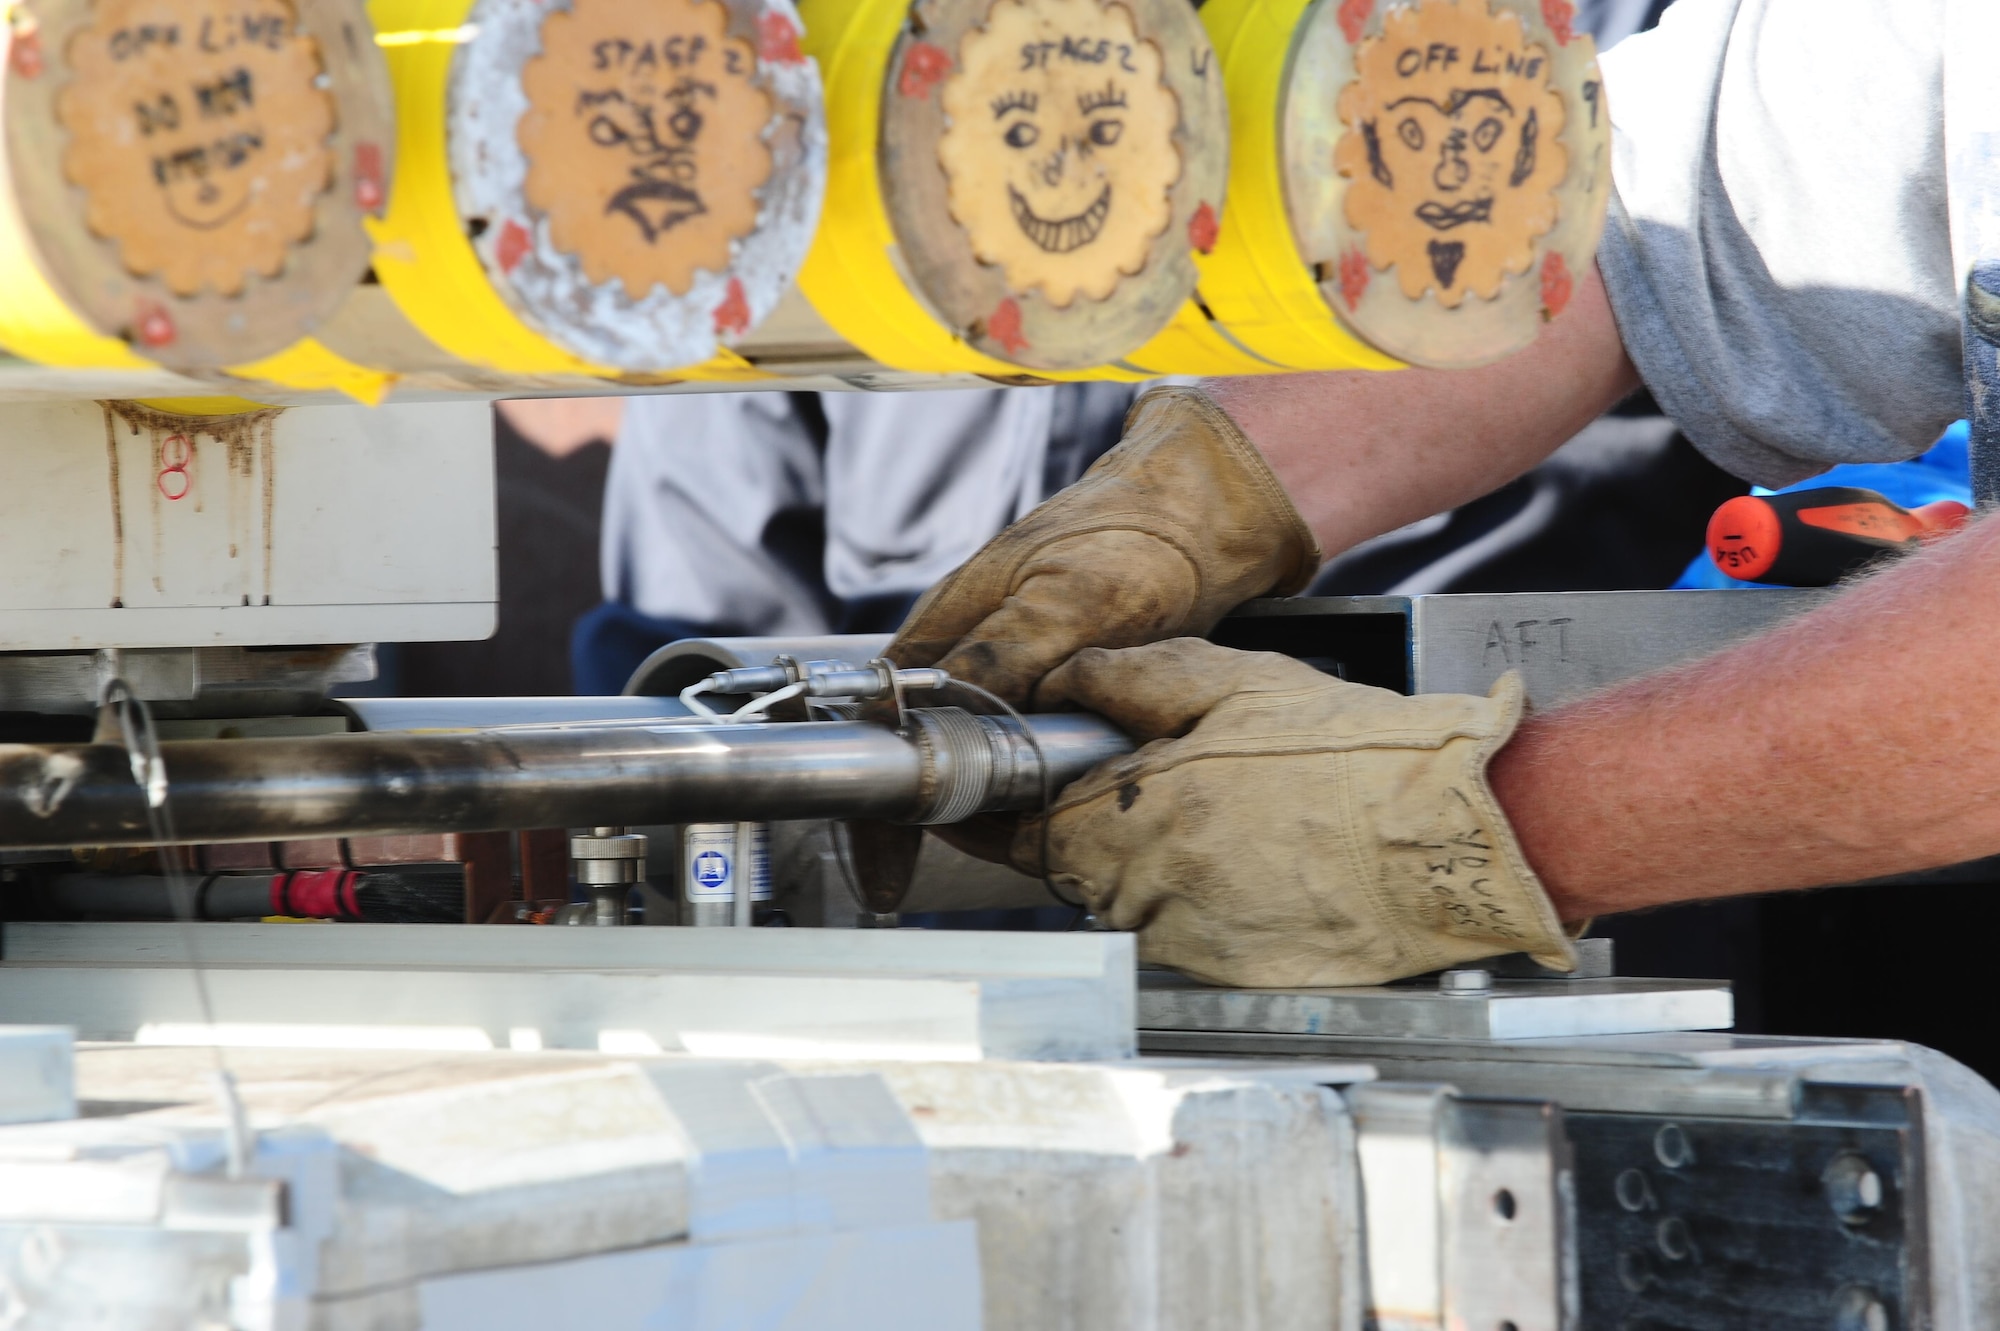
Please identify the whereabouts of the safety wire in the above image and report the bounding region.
[678,679,722,719]
[727,680,810,722]
[678,677,817,724]
[101,679,255,1179]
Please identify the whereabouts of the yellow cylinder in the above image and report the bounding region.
[328,0,826,383]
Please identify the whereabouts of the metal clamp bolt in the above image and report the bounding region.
[570,825,647,927]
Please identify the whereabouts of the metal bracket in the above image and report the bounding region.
[1348,1082,1577,1331]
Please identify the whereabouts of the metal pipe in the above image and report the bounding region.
[43,873,273,920]
[732,822,756,928]
[0,710,1132,850]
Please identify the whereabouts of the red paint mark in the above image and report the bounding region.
[135,303,176,348]
[353,142,386,212]
[1338,248,1371,312]
[1188,201,1218,255]
[987,298,1028,356]
[8,30,43,79]
[497,219,532,274]
[713,277,752,336]
[1540,251,1573,320]
[157,434,192,501]
[898,41,952,98]
[758,11,805,65]
[1336,0,1372,44]
[1541,0,1574,45]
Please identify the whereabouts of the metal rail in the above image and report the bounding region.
[0,710,1132,849]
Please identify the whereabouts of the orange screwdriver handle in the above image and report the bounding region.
[1706,487,1969,586]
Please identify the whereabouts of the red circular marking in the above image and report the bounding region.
[158,433,193,501]
[1706,496,1781,582]
[758,11,805,65]
[1337,247,1371,312]
[1540,252,1574,321]
[136,304,176,348]
[9,31,44,79]
[987,298,1029,355]
[898,42,952,99]
[713,277,752,337]
[353,142,387,212]
[1336,0,1372,44]
[496,219,533,274]
[1541,0,1575,45]
[1187,202,1219,256]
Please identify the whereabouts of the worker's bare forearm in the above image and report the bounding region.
[1203,263,1641,557]
[1490,514,2000,920]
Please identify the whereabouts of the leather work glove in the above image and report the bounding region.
[886,386,1321,706]
[1012,638,1577,988]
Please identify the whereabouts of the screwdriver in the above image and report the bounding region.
[1706,486,1970,586]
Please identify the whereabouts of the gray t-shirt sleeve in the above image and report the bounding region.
[1594,0,1962,486]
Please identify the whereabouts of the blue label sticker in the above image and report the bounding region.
[692,850,731,889]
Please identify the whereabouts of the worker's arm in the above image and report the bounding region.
[1203,262,1641,558]
[1002,522,2000,985]
[1491,513,2000,919]
[884,268,1635,707]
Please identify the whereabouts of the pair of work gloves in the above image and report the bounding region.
[885,387,1576,987]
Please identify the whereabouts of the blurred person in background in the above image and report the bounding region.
[572,386,1138,694]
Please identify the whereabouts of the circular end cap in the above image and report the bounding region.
[1284,0,1611,367]
[6,0,391,368]
[451,0,826,370]
[878,0,1229,371]
[1706,495,1781,582]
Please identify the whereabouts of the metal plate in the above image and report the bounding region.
[1217,590,1827,710]
[1407,589,1826,706]
[1569,1092,1926,1331]
[1139,973,1732,1041]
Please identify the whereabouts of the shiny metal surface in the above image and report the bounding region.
[625,635,895,696]
[1348,1083,1575,1331]
[1219,590,1827,709]
[340,695,693,731]
[0,922,1139,1061]
[0,645,377,717]
[1138,972,1733,1042]
[1407,589,1827,705]
[0,710,1132,848]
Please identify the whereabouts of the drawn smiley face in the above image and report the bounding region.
[153,122,261,234]
[939,0,1182,308]
[57,0,335,298]
[1335,0,1566,306]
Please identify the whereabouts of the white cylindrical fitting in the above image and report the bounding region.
[682,821,772,927]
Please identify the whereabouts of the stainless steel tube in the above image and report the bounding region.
[0,710,1132,849]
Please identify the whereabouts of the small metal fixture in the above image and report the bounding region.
[569,826,647,926]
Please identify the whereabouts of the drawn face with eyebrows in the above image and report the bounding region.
[938,0,1182,308]
[1334,0,1566,307]
[520,0,772,301]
